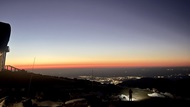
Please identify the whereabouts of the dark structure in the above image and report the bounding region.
[0,21,11,71]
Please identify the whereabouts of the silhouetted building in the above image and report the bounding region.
[0,22,11,71]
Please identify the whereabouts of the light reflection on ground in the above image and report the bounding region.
[119,88,152,101]
[119,94,137,101]
[1,88,177,107]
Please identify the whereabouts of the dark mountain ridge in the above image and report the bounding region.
[1,69,190,107]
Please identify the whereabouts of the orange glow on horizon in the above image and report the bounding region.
[13,61,190,70]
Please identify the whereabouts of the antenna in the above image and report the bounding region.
[28,57,36,97]
[91,69,94,91]
[32,57,36,71]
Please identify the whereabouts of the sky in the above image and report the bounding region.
[0,0,190,69]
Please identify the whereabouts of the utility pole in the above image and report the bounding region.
[91,69,94,91]
[28,57,36,97]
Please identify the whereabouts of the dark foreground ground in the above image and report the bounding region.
[0,70,190,107]
[20,97,190,107]
[103,98,190,107]
[2,95,189,107]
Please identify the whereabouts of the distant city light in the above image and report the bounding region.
[79,76,142,85]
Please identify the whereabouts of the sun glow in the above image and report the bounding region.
[11,60,190,70]
[6,54,190,70]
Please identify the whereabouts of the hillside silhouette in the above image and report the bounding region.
[118,77,190,98]
[0,69,190,107]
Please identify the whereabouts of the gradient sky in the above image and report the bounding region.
[0,0,190,69]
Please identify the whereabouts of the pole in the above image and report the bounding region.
[28,57,36,97]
